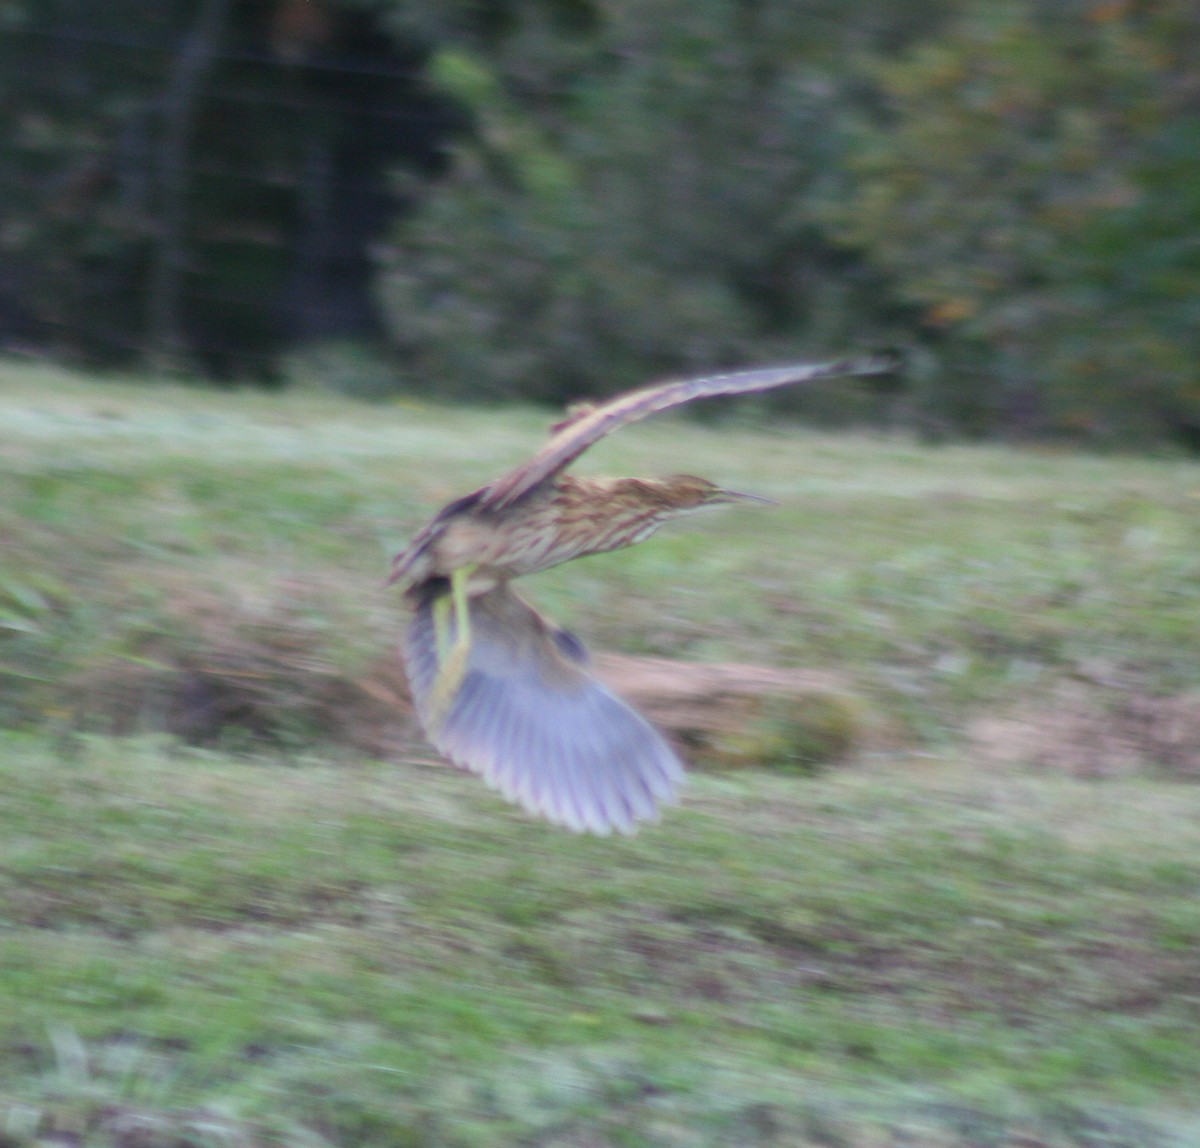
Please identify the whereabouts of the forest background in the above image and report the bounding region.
[3,0,1199,446]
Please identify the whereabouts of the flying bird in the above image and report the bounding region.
[391,353,898,834]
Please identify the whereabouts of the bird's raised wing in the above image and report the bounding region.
[477,352,899,512]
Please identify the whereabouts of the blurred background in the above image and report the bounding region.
[4,4,1200,1146]
[3,0,1200,443]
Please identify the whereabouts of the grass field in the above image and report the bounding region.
[2,361,1200,1146]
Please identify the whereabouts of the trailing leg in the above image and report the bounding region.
[426,564,476,728]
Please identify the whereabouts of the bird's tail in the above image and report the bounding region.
[403,583,684,835]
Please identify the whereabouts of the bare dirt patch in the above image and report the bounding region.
[970,682,1200,780]
[63,574,878,769]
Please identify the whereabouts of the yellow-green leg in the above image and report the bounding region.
[427,564,475,728]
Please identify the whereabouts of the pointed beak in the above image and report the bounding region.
[715,487,778,507]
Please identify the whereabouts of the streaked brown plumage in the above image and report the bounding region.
[391,353,899,834]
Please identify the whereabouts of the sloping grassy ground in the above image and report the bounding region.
[2,362,1200,1146]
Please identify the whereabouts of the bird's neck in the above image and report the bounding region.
[552,476,676,557]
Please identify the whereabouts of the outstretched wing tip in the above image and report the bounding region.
[438,735,679,837]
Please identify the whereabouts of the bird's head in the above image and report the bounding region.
[553,475,778,556]
[628,474,777,516]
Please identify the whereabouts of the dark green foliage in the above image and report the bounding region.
[0,0,456,376]
[378,0,921,407]
[378,0,1200,442]
[833,0,1200,442]
[4,0,1200,441]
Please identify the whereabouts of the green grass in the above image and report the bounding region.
[2,361,1200,1145]
[3,737,1199,1145]
[6,361,1200,750]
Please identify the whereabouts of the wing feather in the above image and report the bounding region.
[478,352,899,512]
[403,584,685,834]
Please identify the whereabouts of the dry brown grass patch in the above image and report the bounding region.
[63,574,417,755]
[970,682,1200,780]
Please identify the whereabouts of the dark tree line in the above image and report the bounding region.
[0,0,458,377]
[2,0,1199,443]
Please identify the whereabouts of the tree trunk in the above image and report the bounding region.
[145,0,233,372]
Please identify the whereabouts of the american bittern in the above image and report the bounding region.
[392,353,897,834]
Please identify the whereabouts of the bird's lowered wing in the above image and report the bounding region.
[477,352,900,512]
[404,583,684,834]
